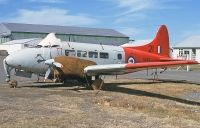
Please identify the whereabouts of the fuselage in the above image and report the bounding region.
[5,41,126,75]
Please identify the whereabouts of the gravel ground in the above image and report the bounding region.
[0,78,200,128]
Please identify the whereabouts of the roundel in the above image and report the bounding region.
[128,57,135,63]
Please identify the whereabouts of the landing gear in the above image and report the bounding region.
[53,78,60,83]
[8,80,18,88]
[85,75,104,90]
[3,59,17,88]
[91,79,104,90]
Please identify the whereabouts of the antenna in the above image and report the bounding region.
[67,42,71,47]
[100,43,104,50]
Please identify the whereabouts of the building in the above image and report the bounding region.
[0,38,41,55]
[0,23,129,45]
[173,35,200,62]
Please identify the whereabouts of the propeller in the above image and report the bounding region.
[45,59,63,68]
[44,59,63,81]
[44,68,51,80]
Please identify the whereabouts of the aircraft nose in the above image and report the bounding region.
[4,48,48,74]
[5,54,17,67]
[5,50,27,68]
[3,54,20,82]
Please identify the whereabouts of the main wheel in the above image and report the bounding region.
[91,79,104,90]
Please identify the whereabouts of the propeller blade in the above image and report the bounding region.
[45,59,54,65]
[45,59,63,68]
[53,62,63,68]
[45,68,51,80]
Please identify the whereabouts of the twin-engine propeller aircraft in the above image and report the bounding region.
[3,25,198,89]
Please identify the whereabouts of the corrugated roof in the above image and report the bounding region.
[0,23,128,38]
[2,38,41,46]
[173,35,200,48]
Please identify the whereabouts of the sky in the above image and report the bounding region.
[0,0,200,46]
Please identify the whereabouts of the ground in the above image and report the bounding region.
[0,77,200,128]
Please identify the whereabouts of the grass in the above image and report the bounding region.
[190,64,200,71]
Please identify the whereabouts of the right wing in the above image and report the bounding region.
[84,60,198,76]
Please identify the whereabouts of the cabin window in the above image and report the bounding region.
[117,54,122,60]
[65,50,76,56]
[100,52,109,59]
[89,51,98,58]
[77,50,87,57]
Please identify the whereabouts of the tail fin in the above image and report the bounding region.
[132,25,170,57]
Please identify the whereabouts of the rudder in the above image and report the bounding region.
[132,25,170,57]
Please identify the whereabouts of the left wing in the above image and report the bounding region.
[84,60,198,76]
[44,56,97,79]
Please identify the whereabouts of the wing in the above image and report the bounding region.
[84,60,198,76]
[44,56,97,79]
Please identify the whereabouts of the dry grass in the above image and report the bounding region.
[169,64,200,71]
[190,64,200,71]
[98,78,200,122]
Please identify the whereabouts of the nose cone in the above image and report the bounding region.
[5,51,24,68]
[5,48,49,74]
[5,54,18,67]
[5,48,35,69]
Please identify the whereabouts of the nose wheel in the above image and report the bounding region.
[8,80,18,88]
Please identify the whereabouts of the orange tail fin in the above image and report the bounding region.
[132,25,170,57]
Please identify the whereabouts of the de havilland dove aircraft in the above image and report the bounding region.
[3,25,198,89]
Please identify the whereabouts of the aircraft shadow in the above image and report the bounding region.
[104,81,163,86]
[22,80,162,89]
[104,78,200,86]
[21,79,200,106]
[21,81,84,88]
[103,83,200,106]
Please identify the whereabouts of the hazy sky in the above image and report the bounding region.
[0,0,199,45]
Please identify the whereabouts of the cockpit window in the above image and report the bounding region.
[41,45,60,48]
[35,45,42,48]
[51,45,60,47]
[65,50,76,56]
[77,50,87,57]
